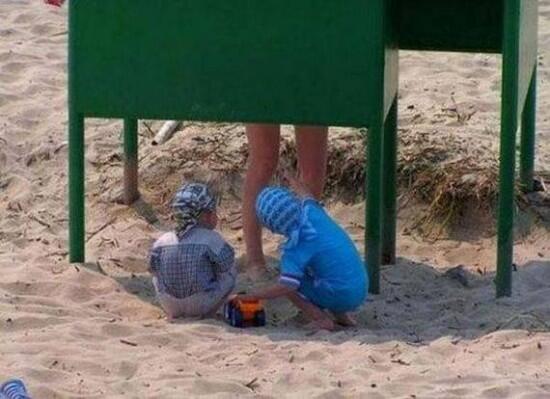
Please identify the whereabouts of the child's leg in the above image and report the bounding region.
[152,276,176,321]
[156,293,181,321]
[202,292,231,319]
[201,271,237,318]
[243,124,281,272]
[287,292,335,331]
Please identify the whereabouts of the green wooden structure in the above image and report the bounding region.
[69,0,538,297]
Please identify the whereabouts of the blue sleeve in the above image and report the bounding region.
[302,197,320,208]
[279,245,314,290]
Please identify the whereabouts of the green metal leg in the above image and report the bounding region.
[520,66,537,192]
[69,111,85,263]
[123,119,139,205]
[496,10,520,297]
[367,121,384,295]
[496,120,516,297]
[382,96,398,265]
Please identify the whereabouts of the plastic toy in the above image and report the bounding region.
[224,297,266,328]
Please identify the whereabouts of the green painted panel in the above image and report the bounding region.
[384,1,399,121]
[395,0,503,53]
[517,0,538,114]
[70,0,376,127]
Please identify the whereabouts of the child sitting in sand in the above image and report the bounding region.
[233,177,368,331]
[149,183,236,321]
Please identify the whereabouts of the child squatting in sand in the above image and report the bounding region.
[233,178,369,331]
[149,183,236,321]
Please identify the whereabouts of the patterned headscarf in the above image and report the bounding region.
[255,186,317,249]
[172,183,216,239]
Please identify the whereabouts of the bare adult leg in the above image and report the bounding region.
[243,124,281,273]
[295,126,328,199]
[287,292,335,331]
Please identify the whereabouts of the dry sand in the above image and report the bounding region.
[1,1,550,398]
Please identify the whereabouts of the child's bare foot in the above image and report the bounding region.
[333,312,357,327]
[305,317,335,332]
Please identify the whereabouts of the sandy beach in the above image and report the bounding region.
[1,1,550,398]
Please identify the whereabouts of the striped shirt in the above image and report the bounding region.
[149,227,236,299]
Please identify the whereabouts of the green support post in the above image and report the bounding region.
[123,119,139,205]
[69,110,85,263]
[367,121,383,295]
[496,0,520,298]
[68,0,84,263]
[366,0,398,294]
[382,97,398,265]
[520,66,537,192]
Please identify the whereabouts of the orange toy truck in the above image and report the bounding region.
[224,297,266,328]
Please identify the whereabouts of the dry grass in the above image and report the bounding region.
[138,123,541,236]
[280,127,502,234]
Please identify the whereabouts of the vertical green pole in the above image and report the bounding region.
[496,0,520,298]
[382,96,398,265]
[68,0,85,263]
[367,120,383,295]
[123,119,139,205]
[69,111,85,263]
[520,65,536,192]
[366,0,397,295]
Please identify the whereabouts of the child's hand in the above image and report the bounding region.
[44,0,65,7]
[232,293,259,302]
[227,294,238,302]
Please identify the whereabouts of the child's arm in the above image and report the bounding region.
[235,285,336,331]
[207,241,237,289]
[235,284,294,301]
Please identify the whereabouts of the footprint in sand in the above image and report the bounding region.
[20,367,66,385]
[0,72,22,84]
[62,284,100,304]
[12,12,37,25]
[299,349,328,363]
[41,356,112,379]
[481,386,514,398]
[44,51,63,61]
[1,61,28,75]
[113,360,139,380]
[3,315,68,332]
[30,23,57,36]
[0,51,17,62]
[100,322,136,338]
[0,91,21,106]
[0,28,18,38]
[0,281,61,297]
[189,378,251,396]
